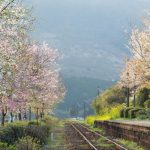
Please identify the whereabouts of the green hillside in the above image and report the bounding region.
[55,77,115,117]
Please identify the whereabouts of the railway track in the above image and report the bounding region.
[65,123,128,150]
[94,120,150,149]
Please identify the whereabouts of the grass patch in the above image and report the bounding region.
[117,139,144,150]
[96,137,115,149]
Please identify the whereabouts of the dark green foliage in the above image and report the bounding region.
[137,88,150,107]
[137,109,147,116]
[25,125,50,145]
[0,122,27,144]
[28,121,40,126]
[146,109,150,119]
[120,109,124,118]
[0,123,50,146]
[136,109,150,120]
[124,108,133,118]
[8,125,25,143]
[129,108,143,118]
[0,126,25,144]
[120,107,150,120]
[137,110,147,120]
[120,108,133,118]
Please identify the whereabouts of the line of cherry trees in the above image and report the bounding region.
[0,0,65,125]
[119,12,150,106]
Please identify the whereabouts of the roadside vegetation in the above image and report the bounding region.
[0,0,65,126]
[0,116,61,150]
[0,1,66,149]
[87,12,150,125]
[116,139,144,150]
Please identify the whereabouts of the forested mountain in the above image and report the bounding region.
[54,77,115,117]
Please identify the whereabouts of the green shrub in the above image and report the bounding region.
[0,126,25,144]
[8,125,25,142]
[137,109,148,120]
[0,127,15,144]
[136,88,150,107]
[0,122,27,144]
[144,100,150,108]
[137,109,147,116]
[25,125,50,145]
[120,109,124,118]
[124,107,133,118]
[0,122,50,145]
[28,121,39,126]
[146,109,150,119]
[129,108,143,118]
[138,114,148,120]
[0,123,26,144]
[16,136,40,150]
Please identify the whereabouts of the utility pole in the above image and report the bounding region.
[97,86,100,96]
[83,102,86,120]
[133,94,136,107]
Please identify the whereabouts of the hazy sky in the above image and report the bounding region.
[25,0,150,80]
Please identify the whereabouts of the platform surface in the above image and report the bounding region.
[108,120,150,127]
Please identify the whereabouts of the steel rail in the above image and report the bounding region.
[71,124,98,150]
[78,123,128,150]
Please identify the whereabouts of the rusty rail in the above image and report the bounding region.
[94,120,150,150]
[71,123,98,150]
[77,123,128,150]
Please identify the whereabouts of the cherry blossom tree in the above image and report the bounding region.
[119,13,150,107]
[0,1,65,125]
[130,15,150,84]
[0,1,33,125]
[26,42,65,121]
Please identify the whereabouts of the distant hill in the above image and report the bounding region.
[26,0,150,117]
[54,77,115,118]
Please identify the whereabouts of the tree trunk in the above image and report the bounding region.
[29,107,32,121]
[10,112,13,122]
[133,94,136,107]
[1,107,7,126]
[23,110,27,120]
[40,112,42,120]
[36,108,39,123]
[18,110,22,121]
[1,111,5,126]
[40,106,45,120]
[127,87,130,107]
